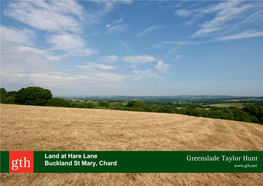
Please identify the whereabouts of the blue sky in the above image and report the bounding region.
[1,0,263,96]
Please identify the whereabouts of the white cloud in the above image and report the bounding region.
[1,42,126,88]
[166,46,182,57]
[28,74,79,87]
[4,0,86,33]
[155,61,169,71]
[153,44,165,48]
[133,69,162,81]
[174,9,193,17]
[102,55,118,63]
[156,28,263,55]
[1,72,106,88]
[1,44,52,77]
[1,31,126,89]
[47,33,98,56]
[122,0,133,4]
[219,30,263,41]
[3,1,98,61]
[106,25,127,34]
[123,55,155,63]
[214,9,263,40]
[135,25,164,38]
[105,16,125,34]
[17,46,46,55]
[1,72,32,85]
[114,18,123,24]
[36,71,126,86]
[1,43,79,89]
[95,0,132,15]
[164,42,189,57]
[123,55,155,68]
[1,26,34,44]
[1,70,126,89]
[153,41,189,51]
[48,33,84,50]
[96,1,114,14]
[92,72,126,82]
[192,1,252,37]
[119,41,132,53]
[44,55,67,61]
[74,75,96,82]
[76,59,126,83]
[78,62,115,71]
[173,55,183,61]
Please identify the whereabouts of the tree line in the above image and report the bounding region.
[1,87,262,125]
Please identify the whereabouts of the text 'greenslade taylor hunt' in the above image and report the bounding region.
[187,155,258,162]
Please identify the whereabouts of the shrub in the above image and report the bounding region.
[84,102,96,108]
[127,101,146,108]
[1,90,17,104]
[114,105,123,110]
[0,88,7,96]
[46,98,70,107]
[15,87,52,106]
[98,101,109,108]
[70,102,84,108]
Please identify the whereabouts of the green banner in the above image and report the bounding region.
[0,151,9,173]
[1,151,262,173]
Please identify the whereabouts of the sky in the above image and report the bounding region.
[1,0,263,96]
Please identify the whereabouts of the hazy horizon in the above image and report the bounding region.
[54,94,260,98]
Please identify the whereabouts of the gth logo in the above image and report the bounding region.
[9,151,34,173]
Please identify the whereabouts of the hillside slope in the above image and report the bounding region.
[1,104,263,185]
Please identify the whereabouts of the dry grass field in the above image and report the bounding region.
[1,104,263,185]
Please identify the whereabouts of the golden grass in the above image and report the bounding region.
[1,104,263,185]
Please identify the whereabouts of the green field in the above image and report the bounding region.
[209,103,245,108]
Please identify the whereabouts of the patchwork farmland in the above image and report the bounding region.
[1,104,263,185]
